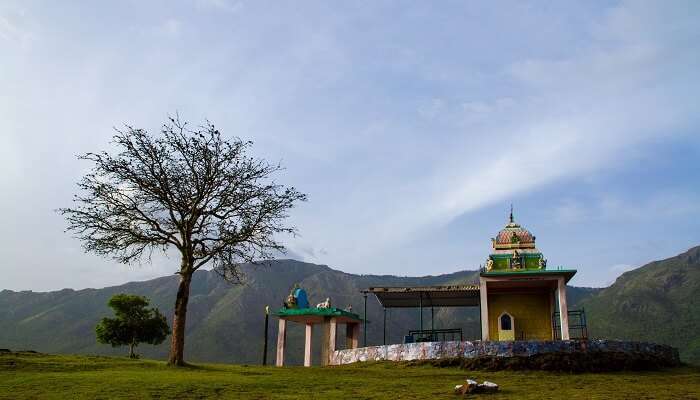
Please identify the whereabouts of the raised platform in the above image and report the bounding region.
[275,307,361,324]
[330,340,680,371]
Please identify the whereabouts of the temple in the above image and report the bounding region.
[362,208,580,344]
[274,209,583,366]
[270,210,679,368]
[479,207,576,341]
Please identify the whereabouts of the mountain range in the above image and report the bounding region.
[1,245,698,365]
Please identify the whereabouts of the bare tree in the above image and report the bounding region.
[59,116,306,366]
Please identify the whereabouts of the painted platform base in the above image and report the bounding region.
[330,340,680,370]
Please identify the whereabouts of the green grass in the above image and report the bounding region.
[1,352,699,399]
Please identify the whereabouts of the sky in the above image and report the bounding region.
[1,0,699,291]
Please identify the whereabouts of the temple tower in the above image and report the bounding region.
[479,209,576,341]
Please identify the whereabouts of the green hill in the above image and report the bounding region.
[580,245,700,363]
[0,261,485,365]
[1,246,699,364]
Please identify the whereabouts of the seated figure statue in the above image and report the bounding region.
[284,292,297,309]
[284,284,300,309]
[511,251,522,269]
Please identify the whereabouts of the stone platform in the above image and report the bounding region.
[330,340,680,371]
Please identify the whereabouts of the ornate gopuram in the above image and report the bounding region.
[479,208,575,341]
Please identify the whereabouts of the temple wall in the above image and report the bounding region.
[487,292,552,340]
[329,340,680,368]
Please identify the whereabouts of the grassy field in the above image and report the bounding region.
[1,352,699,399]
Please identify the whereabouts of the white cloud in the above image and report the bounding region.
[605,264,637,285]
[610,264,635,273]
[273,1,700,277]
[0,1,698,289]
[159,19,181,37]
[0,7,35,48]
[415,2,694,228]
[0,14,19,42]
[418,98,446,119]
[0,130,22,184]
[553,200,588,224]
[552,191,700,225]
[195,0,243,13]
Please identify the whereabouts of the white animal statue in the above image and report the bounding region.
[316,297,331,309]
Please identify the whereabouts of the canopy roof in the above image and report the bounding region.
[362,285,480,308]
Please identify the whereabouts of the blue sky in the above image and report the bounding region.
[1,0,699,291]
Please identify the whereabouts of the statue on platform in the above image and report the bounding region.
[284,288,298,309]
[486,258,494,271]
[538,256,547,269]
[511,250,522,269]
[283,284,310,309]
[316,297,331,309]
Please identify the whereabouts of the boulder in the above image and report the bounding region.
[454,379,497,395]
[477,381,499,393]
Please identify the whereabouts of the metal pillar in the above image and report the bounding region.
[383,307,387,345]
[363,293,368,347]
[262,305,269,365]
[478,297,482,341]
[419,293,423,331]
[431,306,434,334]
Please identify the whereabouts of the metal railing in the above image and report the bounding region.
[405,328,463,343]
[552,308,588,340]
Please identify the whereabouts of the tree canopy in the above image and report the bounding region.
[61,115,306,365]
[95,294,169,358]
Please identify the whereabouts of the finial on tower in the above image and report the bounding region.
[509,204,514,223]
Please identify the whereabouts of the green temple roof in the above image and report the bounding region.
[276,307,361,321]
[481,268,577,282]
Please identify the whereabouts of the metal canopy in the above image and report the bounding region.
[362,285,480,308]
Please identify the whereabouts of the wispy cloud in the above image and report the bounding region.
[0,1,698,290]
[0,7,34,47]
[604,264,637,286]
[374,0,697,238]
[551,191,700,225]
[195,0,243,13]
[158,18,181,37]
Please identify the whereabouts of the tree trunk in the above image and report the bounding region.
[168,272,192,366]
[129,339,137,359]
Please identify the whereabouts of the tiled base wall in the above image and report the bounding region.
[329,340,680,366]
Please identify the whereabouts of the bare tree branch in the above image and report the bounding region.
[58,115,306,365]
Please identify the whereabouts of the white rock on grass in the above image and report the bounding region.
[454,379,480,395]
[477,381,499,393]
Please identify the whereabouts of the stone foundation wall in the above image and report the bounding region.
[330,340,680,369]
